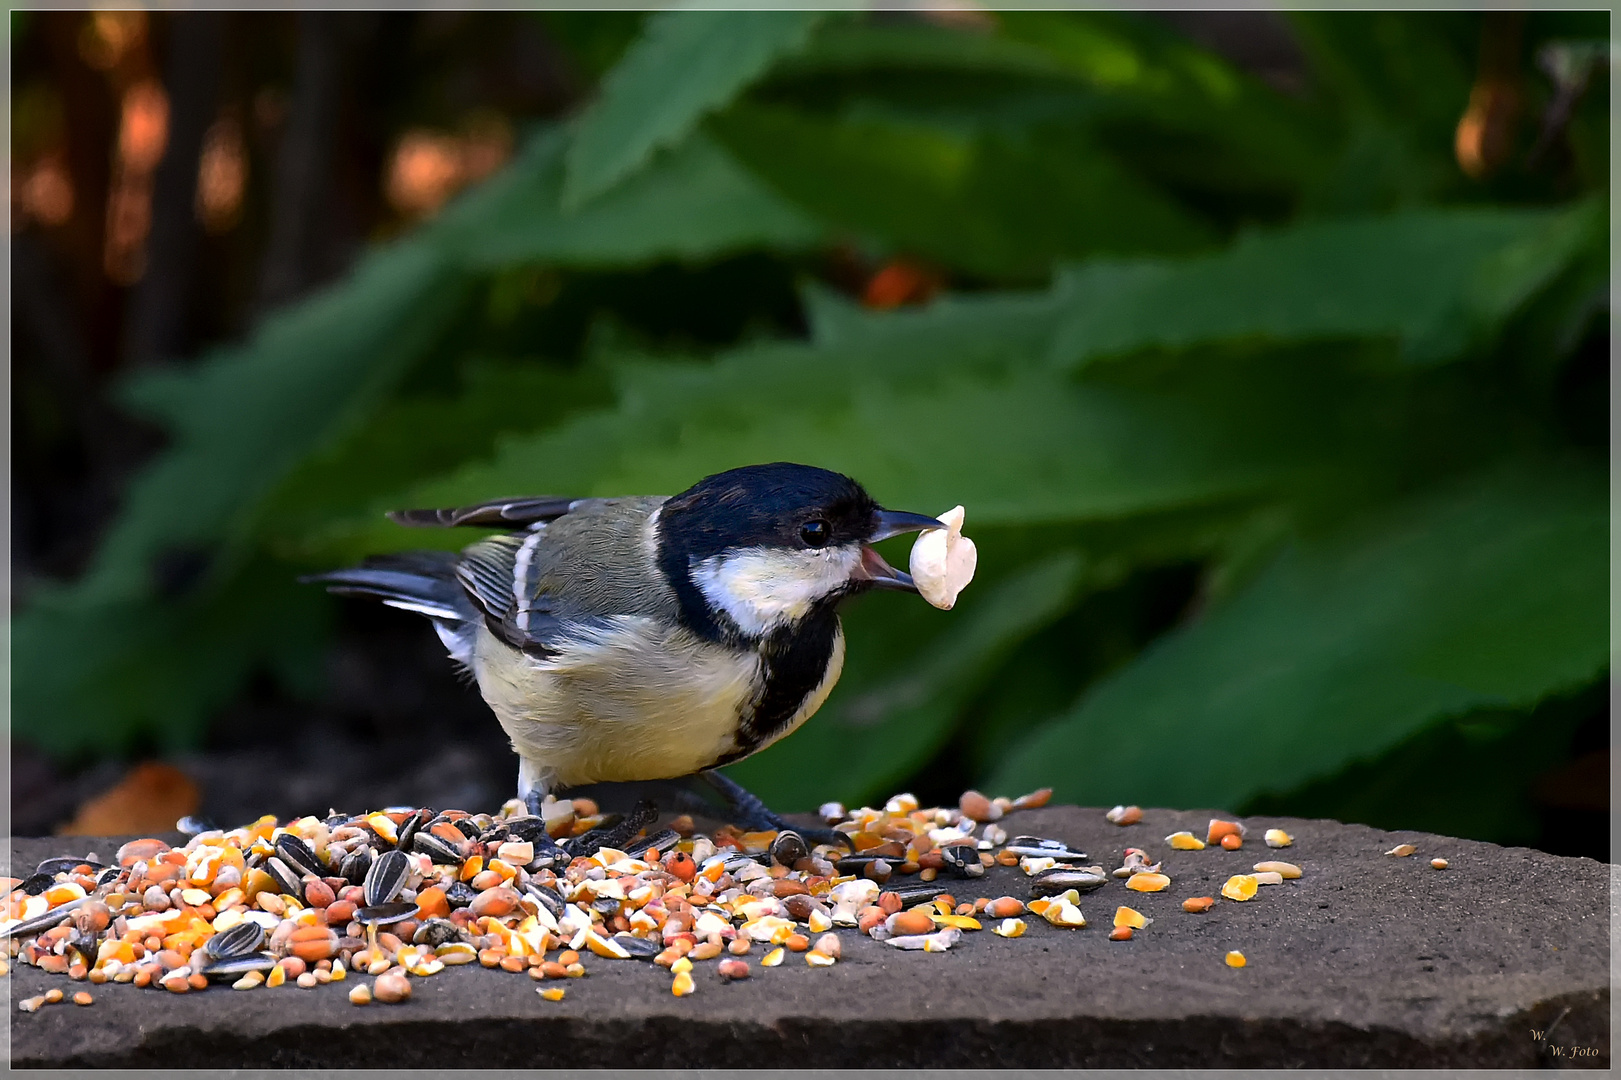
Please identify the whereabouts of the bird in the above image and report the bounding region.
[306,462,945,849]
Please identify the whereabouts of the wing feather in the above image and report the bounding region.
[388,496,584,529]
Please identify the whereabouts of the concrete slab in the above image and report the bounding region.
[6,806,1610,1068]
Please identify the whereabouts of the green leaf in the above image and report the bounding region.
[15,558,331,756]
[1244,682,1602,846]
[1048,200,1602,368]
[725,550,1090,811]
[561,10,826,209]
[709,100,1211,278]
[986,463,1608,812]
[459,130,822,269]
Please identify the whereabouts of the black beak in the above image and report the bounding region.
[854,508,944,593]
[870,508,946,542]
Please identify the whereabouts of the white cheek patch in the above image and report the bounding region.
[693,545,861,637]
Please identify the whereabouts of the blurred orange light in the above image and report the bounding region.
[104,79,169,284]
[387,130,464,216]
[863,259,940,310]
[196,116,247,232]
[19,157,75,227]
[119,79,169,173]
[385,119,513,219]
[78,10,148,72]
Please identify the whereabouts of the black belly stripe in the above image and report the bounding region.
[711,605,841,767]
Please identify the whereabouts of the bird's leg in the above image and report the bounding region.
[518,759,548,818]
[701,770,849,849]
[514,762,570,865]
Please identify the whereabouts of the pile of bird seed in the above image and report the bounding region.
[5,789,1317,1010]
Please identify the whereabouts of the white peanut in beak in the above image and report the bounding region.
[908,505,976,610]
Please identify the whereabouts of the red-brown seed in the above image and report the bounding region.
[326,899,357,926]
[1109,926,1133,941]
[1182,897,1215,913]
[717,958,750,980]
[469,886,520,919]
[1220,833,1243,850]
[889,910,934,937]
[290,927,338,963]
[958,790,994,822]
[304,879,335,908]
[986,897,1025,919]
[373,972,411,1004]
[877,891,903,916]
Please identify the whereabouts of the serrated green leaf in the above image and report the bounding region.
[561,10,826,209]
[1049,200,1602,368]
[986,464,1608,812]
[725,550,1089,811]
[458,130,821,269]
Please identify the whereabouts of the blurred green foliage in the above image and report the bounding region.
[14,12,1608,845]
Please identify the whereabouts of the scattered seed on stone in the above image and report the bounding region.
[1221,876,1258,902]
[1430,858,1449,870]
[1226,950,1246,968]
[1126,873,1170,893]
[72,991,92,1006]
[1182,897,1215,913]
[1264,829,1292,848]
[1166,831,1205,850]
[1252,861,1301,879]
[1108,926,1132,941]
[1105,805,1142,826]
[1113,906,1150,929]
[1386,844,1417,857]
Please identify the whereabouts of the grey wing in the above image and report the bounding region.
[388,495,585,529]
[455,533,608,656]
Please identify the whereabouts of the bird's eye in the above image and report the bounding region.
[800,520,830,548]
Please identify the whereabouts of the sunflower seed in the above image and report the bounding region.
[338,849,372,886]
[34,857,103,877]
[1031,869,1108,896]
[273,834,324,879]
[770,830,809,867]
[263,857,301,897]
[204,920,265,959]
[354,902,417,926]
[363,849,410,907]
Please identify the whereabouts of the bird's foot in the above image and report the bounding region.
[701,770,850,850]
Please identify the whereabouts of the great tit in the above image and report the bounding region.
[308,462,944,837]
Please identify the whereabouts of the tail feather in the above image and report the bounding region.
[302,551,476,624]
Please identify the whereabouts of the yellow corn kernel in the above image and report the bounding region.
[1165,831,1205,851]
[1264,829,1292,848]
[1221,875,1258,902]
[993,917,1026,938]
[761,947,785,967]
[1126,873,1170,893]
[671,971,695,997]
[1113,906,1150,929]
[538,987,565,1001]
[1226,950,1246,968]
